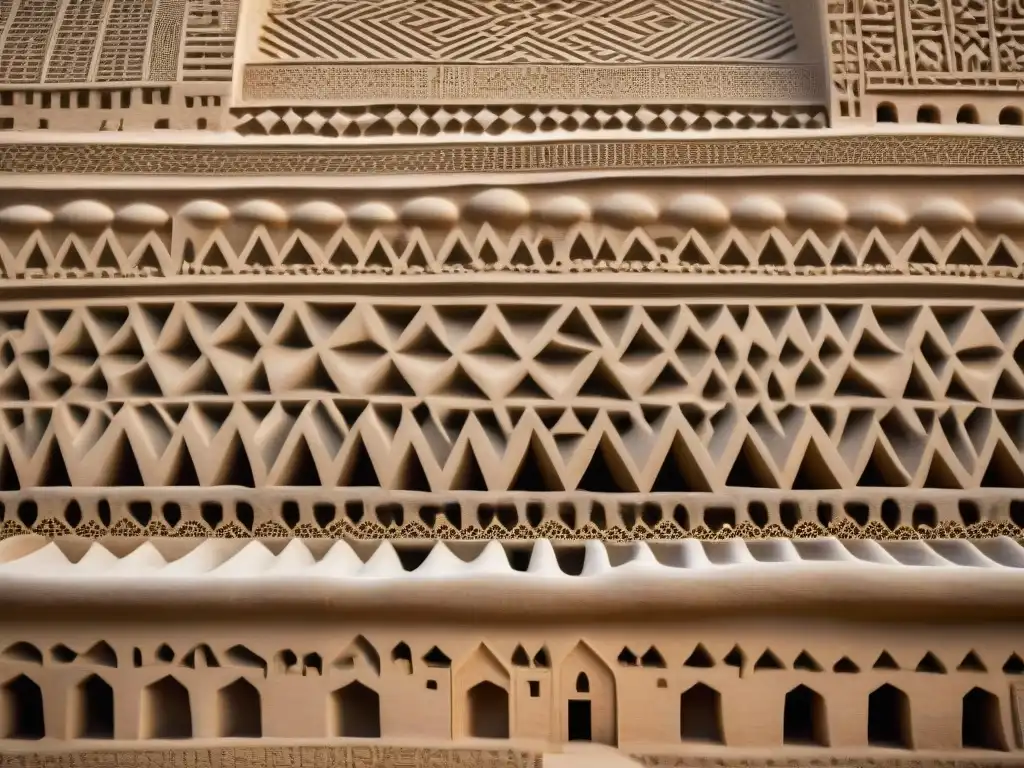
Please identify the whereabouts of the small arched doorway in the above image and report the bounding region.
[467,681,509,739]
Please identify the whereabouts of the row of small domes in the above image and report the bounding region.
[2,192,1024,231]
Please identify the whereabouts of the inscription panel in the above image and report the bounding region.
[241,63,824,105]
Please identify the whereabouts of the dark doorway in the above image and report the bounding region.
[868,684,910,748]
[568,699,592,741]
[962,687,1006,750]
[467,681,508,739]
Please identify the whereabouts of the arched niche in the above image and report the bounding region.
[467,681,509,739]
[454,643,511,740]
[331,681,381,738]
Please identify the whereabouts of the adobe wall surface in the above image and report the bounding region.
[3,608,1024,755]
[1,0,1024,766]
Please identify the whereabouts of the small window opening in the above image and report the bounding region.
[876,102,898,123]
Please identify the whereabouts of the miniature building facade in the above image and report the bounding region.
[1,1,1024,767]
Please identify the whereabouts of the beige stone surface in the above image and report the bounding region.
[1,0,1024,764]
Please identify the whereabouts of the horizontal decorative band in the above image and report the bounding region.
[231,104,829,138]
[3,747,540,768]
[3,752,1010,768]
[0,299,1021,500]
[0,490,1021,542]
[2,189,1024,283]
[239,64,825,104]
[3,136,1024,176]
[3,490,1024,542]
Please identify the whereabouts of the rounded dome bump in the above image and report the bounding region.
[848,200,909,229]
[912,198,974,228]
[0,205,53,228]
[400,196,460,227]
[290,201,346,228]
[594,193,659,227]
[348,201,397,226]
[234,199,289,225]
[976,199,1024,231]
[179,199,231,223]
[786,194,848,227]
[56,200,115,227]
[730,196,786,228]
[536,195,591,225]
[115,203,170,229]
[663,194,730,228]
[465,188,531,225]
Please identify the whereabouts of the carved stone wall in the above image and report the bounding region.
[0,180,1022,539]
[2,2,1024,764]
[0,0,236,131]
[1,619,1023,752]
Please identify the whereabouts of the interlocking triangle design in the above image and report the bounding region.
[0,298,1023,494]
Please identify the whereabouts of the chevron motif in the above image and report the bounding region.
[1,299,1024,498]
[258,0,798,63]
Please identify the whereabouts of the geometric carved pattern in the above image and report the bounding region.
[232,104,829,137]
[2,300,1024,499]
[4,136,1024,175]
[242,0,814,106]
[0,0,169,84]
[182,0,238,81]
[0,0,236,87]
[258,0,799,63]
[237,62,824,104]
[3,191,1024,281]
[0,0,62,84]
[828,0,1024,119]
[0,753,1005,768]
[0,748,541,768]
[3,492,1023,541]
[95,0,155,83]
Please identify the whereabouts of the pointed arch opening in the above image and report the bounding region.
[331,681,380,738]
[467,680,509,739]
[141,676,192,739]
[218,678,262,738]
[783,684,828,746]
[575,672,590,693]
[2,675,44,739]
[562,641,617,746]
[680,683,723,743]
[868,683,910,748]
[962,687,1007,751]
[75,674,114,739]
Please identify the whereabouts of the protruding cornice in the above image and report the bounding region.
[1,537,1024,622]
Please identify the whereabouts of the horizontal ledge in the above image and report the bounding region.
[2,742,1022,768]
[0,274,1023,301]
[2,165,1023,190]
[4,741,1019,765]
[1,563,1024,622]
[1,125,1020,147]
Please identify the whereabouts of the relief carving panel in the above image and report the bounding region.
[828,0,1024,123]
